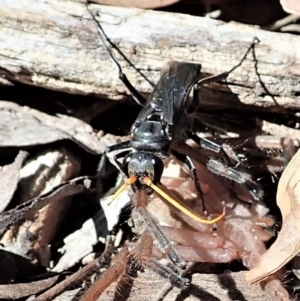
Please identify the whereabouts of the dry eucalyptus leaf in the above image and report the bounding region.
[0,109,69,147]
[0,102,106,154]
[0,176,90,235]
[53,182,130,272]
[245,149,300,283]
[100,188,131,231]
[280,0,300,14]
[0,151,28,213]
[0,275,59,299]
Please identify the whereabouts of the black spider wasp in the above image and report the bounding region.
[95,19,262,215]
[86,11,264,292]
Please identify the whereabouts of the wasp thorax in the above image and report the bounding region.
[131,120,171,154]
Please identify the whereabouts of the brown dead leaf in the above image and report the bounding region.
[0,148,82,268]
[0,176,90,235]
[0,275,59,299]
[0,151,28,213]
[245,149,300,283]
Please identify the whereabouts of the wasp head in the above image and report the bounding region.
[122,152,164,193]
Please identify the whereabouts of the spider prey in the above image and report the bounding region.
[80,145,289,301]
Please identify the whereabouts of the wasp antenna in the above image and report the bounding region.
[143,177,225,225]
[109,175,137,205]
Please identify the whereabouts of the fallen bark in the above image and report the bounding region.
[0,0,299,110]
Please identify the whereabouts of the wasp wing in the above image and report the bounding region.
[148,61,201,126]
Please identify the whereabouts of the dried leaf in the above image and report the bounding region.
[0,176,90,235]
[0,110,69,147]
[0,275,59,299]
[0,151,28,213]
[245,149,300,283]
[0,102,106,154]
[52,288,81,301]
[1,148,82,267]
[52,217,99,272]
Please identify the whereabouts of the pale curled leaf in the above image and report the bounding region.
[0,151,28,213]
[0,176,90,235]
[1,148,82,268]
[245,149,300,283]
[52,218,99,272]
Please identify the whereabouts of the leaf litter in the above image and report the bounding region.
[246,149,300,284]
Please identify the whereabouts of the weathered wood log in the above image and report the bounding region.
[0,0,299,110]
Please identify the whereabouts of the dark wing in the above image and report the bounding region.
[148,61,201,125]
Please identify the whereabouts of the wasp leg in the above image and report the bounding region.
[97,140,131,177]
[137,190,187,269]
[113,149,132,171]
[171,150,207,214]
[136,232,190,289]
[194,38,258,90]
[190,135,263,202]
[185,156,207,214]
[144,257,190,289]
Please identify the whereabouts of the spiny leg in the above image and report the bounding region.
[206,157,259,205]
[136,232,190,289]
[79,244,131,301]
[189,38,263,202]
[79,232,189,301]
[190,135,263,202]
[136,190,187,269]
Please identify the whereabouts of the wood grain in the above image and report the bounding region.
[0,0,299,109]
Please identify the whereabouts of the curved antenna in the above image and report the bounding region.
[89,12,148,106]
[143,177,225,225]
